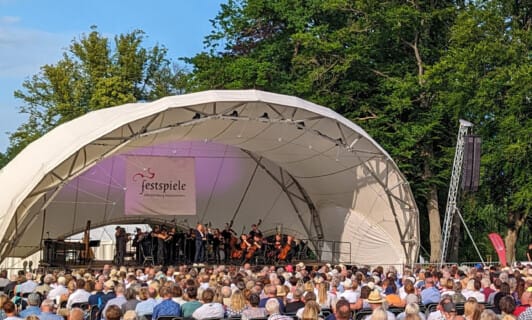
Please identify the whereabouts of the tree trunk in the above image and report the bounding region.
[448,211,462,262]
[505,228,518,265]
[505,211,527,264]
[428,185,442,262]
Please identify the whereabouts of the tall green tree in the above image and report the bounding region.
[427,0,531,262]
[186,0,459,262]
[4,27,186,163]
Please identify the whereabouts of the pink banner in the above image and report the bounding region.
[125,156,196,215]
[488,233,507,266]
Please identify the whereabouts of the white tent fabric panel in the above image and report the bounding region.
[0,90,419,266]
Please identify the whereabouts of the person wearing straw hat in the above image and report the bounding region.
[364,290,396,320]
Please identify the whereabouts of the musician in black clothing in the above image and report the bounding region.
[249,223,263,240]
[212,228,222,264]
[185,228,196,264]
[221,223,236,263]
[165,227,177,264]
[132,228,145,264]
[115,226,129,265]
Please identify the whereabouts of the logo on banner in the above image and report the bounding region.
[132,168,188,197]
[125,156,196,216]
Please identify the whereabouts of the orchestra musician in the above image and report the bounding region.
[249,223,263,239]
[132,228,145,264]
[212,228,222,264]
[221,223,237,263]
[245,234,263,263]
[151,225,168,265]
[166,226,177,264]
[194,223,206,263]
[115,226,129,265]
[185,228,195,264]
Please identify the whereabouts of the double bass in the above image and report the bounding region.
[278,235,293,260]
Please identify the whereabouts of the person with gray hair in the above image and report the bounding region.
[68,308,85,320]
[19,293,41,317]
[36,274,54,297]
[265,298,292,320]
[39,299,63,320]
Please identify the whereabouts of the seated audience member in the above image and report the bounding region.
[3,301,21,320]
[104,305,122,320]
[192,288,224,320]
[152,286,181,319]
[325,298,351,320]
[225,289,247,317]
[122,286,140,313]
[302,300,322,320]
[498,295,515,320]
[260,284,286,313]
[365,290,396,320]
[66,279,90,309]
[241,293,267,320]
[68,308,84,320]
[181,286,203,318]
[265,298,292,320]
[427,296,453,320]
[38,299,63,320]
[123,310,137,320]
[285,289,305,314]
[19,293,41,318]
[135,286,157,317]
[396,303,426,320]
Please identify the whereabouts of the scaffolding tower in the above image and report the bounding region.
[440,120,484,266]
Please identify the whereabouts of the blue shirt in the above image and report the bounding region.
[19,306,40,318]
[420,286,441,305]
[152,299,181,319]
[38,312,64,320]
[135,298,158,316]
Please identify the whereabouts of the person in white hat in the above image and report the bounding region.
[365,290,396,320]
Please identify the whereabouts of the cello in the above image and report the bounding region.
[245,234,262,260]
[278,235,293,261]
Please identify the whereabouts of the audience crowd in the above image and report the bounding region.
[0,262,530,320]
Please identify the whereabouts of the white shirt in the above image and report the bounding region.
[67,289,91,309]
[47,285,68,300]
[192,302,225,320]
[18,280,38,293]
[462,290,485,303]
[339,289,359,303]
[427,310,443,320]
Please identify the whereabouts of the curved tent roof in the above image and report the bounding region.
[0,90,419,265]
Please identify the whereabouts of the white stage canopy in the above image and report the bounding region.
[0,90,419,266]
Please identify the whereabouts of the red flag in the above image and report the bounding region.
[488,233,507,266]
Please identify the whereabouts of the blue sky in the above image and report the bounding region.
[0,0,225,153]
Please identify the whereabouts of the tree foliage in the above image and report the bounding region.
[185,0,530,262]
[4,26,186,161]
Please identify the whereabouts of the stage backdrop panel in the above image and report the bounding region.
[125,156,196,215]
